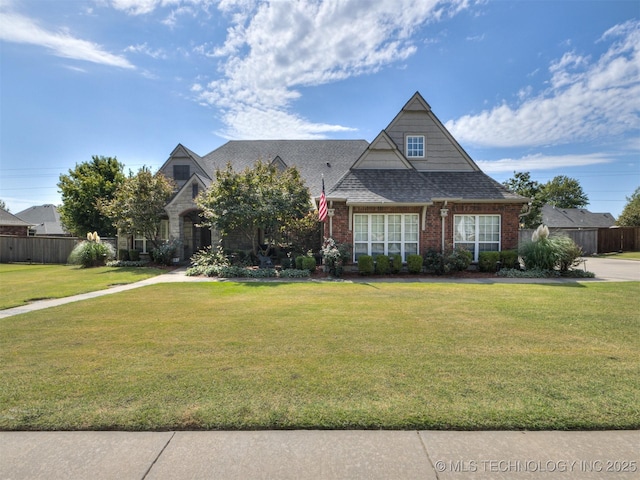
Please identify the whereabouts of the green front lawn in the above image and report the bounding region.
[1,282,638,431]
[0,264,166,309]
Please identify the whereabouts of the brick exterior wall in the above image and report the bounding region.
[325,201,523,262]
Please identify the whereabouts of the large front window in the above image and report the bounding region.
[354,214,419,261]
[454,215,500,261]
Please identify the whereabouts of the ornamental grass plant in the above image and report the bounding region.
[520,225,582,272]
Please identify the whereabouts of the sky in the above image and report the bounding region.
[1,0,639,219]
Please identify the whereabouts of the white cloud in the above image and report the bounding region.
[124,42,167,59]
[446,19,640,148]
[0,9,134,69]
[193,0,470,139]
[476,153,613,173]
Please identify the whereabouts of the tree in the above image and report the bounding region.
[0,199,8,212]
[197,161,311,255]
[541,175,589,209]
[503,172,543,228]
[99,167,175,249]
[58,156,125,236]
[617,187,640,226]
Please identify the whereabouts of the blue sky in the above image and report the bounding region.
[1,0,638,218]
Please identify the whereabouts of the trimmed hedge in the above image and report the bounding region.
[358,255,374,275]
[407,254,423,274]
[375,255,390,275]
[390,254,403,274]
[478,251,501,272]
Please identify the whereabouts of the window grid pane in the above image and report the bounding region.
[353,214,420,261]
[406,136,424,157]
[453,215,500,261]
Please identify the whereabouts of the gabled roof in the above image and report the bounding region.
[15,204,68,235]
[352,131,414,170]
[0,208,33,227]
[329,170,526,205]
[165,172,212,211]
[542,205,616,228]
[160,143,212,180]
[200,140,369,197]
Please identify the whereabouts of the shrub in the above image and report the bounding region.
[478,251,501,272]
[450,247,473,271]
[190,244,230,269]
[151,239,182,266]
[68,239,115,268]
[129,249,140,261]
[295,256,305,270]
[106,260,148,268]
[278,269,311,278]
[118,249,129,261]
[500,250,519,269]
[302,256,317,273]
[390,254,403,274]
[407,254,423,274]
[358,255,374,275]
[423,249,445,275]
[375,255,390,275]
[321,237,350,277]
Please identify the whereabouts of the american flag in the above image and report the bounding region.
[318,178,327,221]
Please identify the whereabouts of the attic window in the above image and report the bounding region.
[173,165,190,181]
[406,135,424,158]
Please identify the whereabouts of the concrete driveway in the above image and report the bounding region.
[581,257,640,282]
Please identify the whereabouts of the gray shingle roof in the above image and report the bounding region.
[15,204,68,235]
[0,208,33,227]
[542,205,616,228]
[330,170,526,204]
[201,140,369,197]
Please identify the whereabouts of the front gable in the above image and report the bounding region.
[351,131,414,170]
[385,92,479,172]
[165,172,210,215]
[159,144,211,190]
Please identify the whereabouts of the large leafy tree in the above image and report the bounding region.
[503,172,543,228]
[100,167,175,249]
[617,187,640,226]
[58,156,125,236]
[541,175,589,208]
[198,161,311,255]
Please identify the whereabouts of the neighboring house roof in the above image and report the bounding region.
[0,207,33,227]
[15,204,69,235]
[542,205,616,229]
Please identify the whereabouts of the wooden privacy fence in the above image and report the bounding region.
[0,236,79,264]
[518,227,640,255]
[597,227,640,253]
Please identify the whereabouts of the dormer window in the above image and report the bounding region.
[173,165,190,181]
[406,135,424,158]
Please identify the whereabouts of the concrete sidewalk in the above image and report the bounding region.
[1,430,638,480]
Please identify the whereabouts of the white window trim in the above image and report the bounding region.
[405,135,425,158]
[353,213,419,262]
[453,214,501,262]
